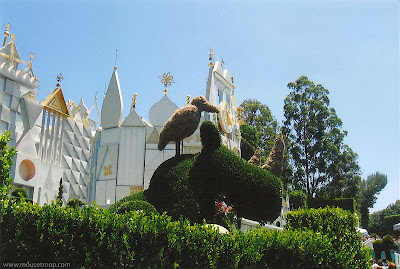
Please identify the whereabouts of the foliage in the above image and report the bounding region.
[56,178,63,206]
[288,190,307,210]
[108,191,147,213]
[200,120,221,150]
[285,207,370,269]
[239,124,260,161]
[372,235,398,261]
[146,121,283,226]
[0,131,16,199]
[11,188,28,198]
[358,172,387,228]
[239,99,279,161]
[1,198,370,268]
[115,200,159,216]
[369,200,400,236]
[66,198,84,208]
[283,76,360,198]
[383,215,400,235]
[308,197,355,213]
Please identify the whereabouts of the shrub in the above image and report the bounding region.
[200,120,221,150]
[285,207,370,268]
[146,121,283,225]
[66,198,84,208]
[108,190,147,213]
[115,200,159,216]
[288,190,307,210]
[1,198,369,268]
[11,188,28,198]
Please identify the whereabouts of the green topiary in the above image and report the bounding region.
[115,200,159,216]
[67,198,84,208]
[372,234,398,261]
[285,207,370,268]
[11,188,28,198]
[288,190,307,210]
[108,191,147,213]
[146,121,283,225]
[200,120,221,150]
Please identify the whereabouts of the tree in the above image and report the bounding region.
[283,76,360,198]
[358,172,387,228]
[369,200,400,236]
[240,124,261,161]
[240,99,279,161]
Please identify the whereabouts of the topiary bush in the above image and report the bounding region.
[146,121,283,225]
[285,207,370,268]
[288,190,307,210]
[115,200,159,216]
[66,198,84,208]
[11,188,28,198]
[108,190,148,213]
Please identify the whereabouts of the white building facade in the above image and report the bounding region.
[0,28,242,206]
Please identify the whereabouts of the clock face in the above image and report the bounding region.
[218,101,233,134]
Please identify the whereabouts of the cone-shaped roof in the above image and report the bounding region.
[101,67,123,129]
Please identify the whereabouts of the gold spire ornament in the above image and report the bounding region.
[160,72,175,94]
[131,93,137,110]
[186,95,190,104]
[208,48,215,68]
[4,23,10,37]
[56,73,64,88]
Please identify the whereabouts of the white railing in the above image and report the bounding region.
[395,252,399,269]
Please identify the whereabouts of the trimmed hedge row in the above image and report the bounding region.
[285,207,370,268]
[1,199,369,268]
[308,197,355,213]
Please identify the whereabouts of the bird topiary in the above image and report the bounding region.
[146,121,283,225]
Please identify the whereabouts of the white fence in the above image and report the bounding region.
[395,252,400,269]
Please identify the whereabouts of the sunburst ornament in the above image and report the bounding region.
[160,72,175,94]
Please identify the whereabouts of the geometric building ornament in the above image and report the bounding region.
[41,88,69,116]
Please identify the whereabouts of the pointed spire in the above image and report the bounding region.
[100,67,123,129]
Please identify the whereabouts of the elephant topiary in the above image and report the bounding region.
[373,235,398,261]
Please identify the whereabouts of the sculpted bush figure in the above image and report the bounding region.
[158,96,219,156]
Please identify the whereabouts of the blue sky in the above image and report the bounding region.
[1,0,398,212]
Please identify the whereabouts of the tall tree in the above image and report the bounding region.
[240,124,261,161]
[358,172,387,228]
[283,76,360,198]
[240,99,279,161]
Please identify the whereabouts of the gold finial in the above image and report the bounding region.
[114,66,117,70]
[221,58,225,65]
[186,95,190,104]
[10,34,15,41]
[208,48,215,67]
[27,53,34,69]
[4,23,10,37]
[131,93,137,110]
[56,73,63,88]
[160,72,175,94]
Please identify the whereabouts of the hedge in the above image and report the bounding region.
[108,190,147,213]
[285,207,370,268]
[288,190,307,210]
[1,198,369,268]
[308,197,355,213]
